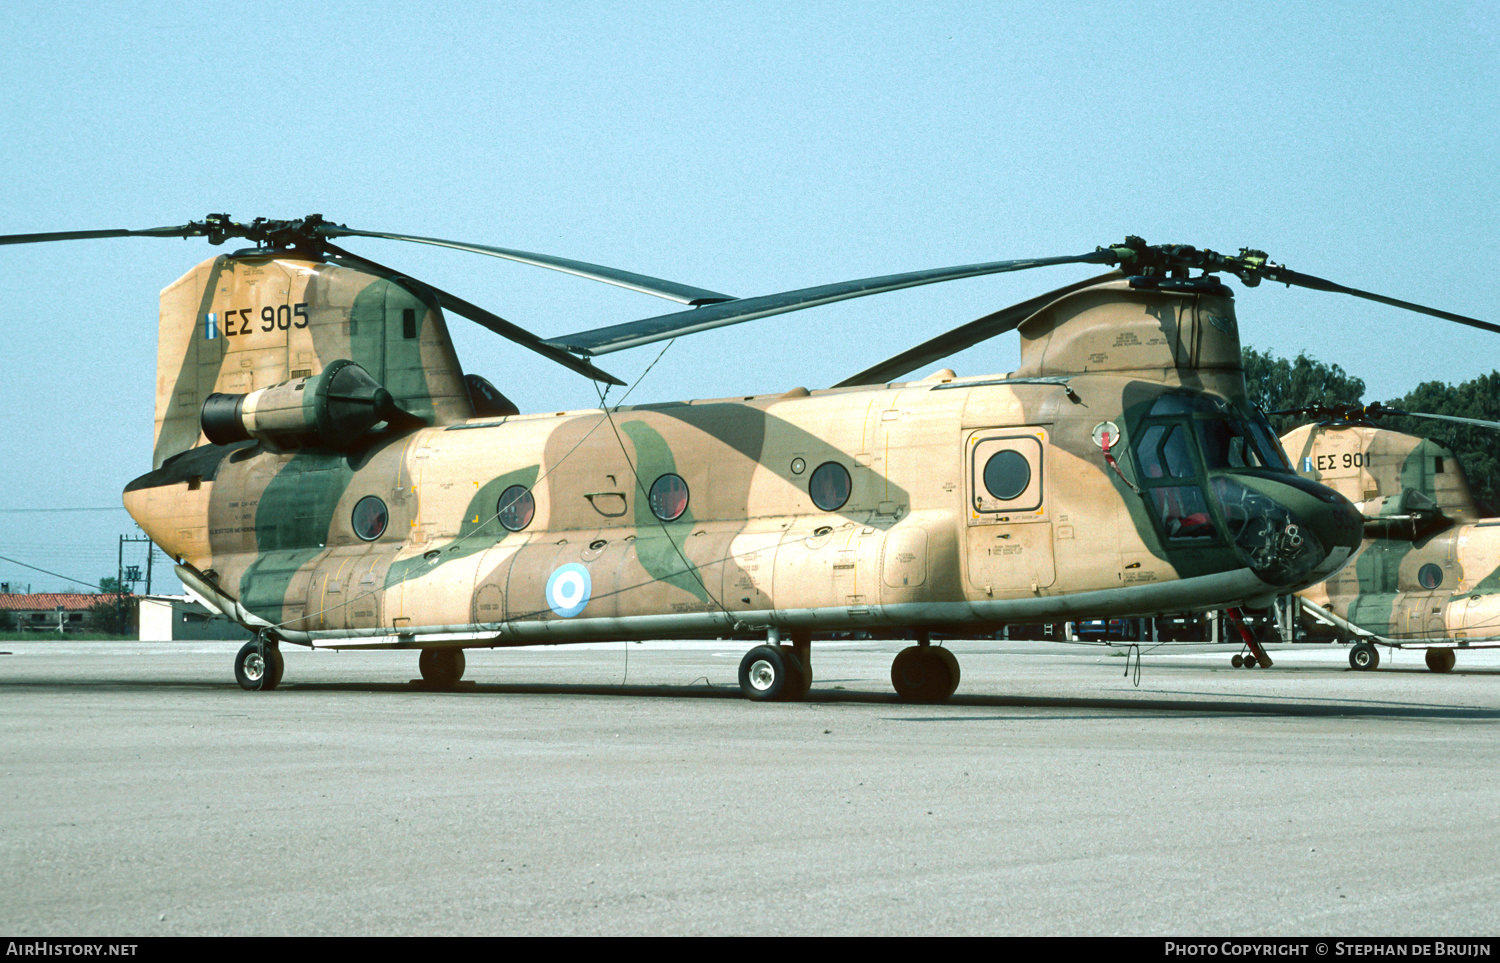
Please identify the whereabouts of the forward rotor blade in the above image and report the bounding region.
[547,251,1116,356]
[0,224,205,245]
[323,244,625,387]
[833,272,1122,387]
[318,226,734,306]
[1256,266,1500,336]
[1394,410,1500,432]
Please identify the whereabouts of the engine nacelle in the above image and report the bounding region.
[201,359,401,451]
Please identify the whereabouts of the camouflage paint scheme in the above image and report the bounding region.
[1284,423,1500,642]
[121,253,1362,690]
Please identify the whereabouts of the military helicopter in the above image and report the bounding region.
[5,215,1488,700]
[1279,403,1500,672]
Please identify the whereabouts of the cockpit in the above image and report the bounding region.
[1131,392,1356,586]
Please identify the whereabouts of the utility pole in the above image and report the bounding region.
[117,533,154,637]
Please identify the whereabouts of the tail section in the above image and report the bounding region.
[1281,423,1480,521]
[153,253,473,467]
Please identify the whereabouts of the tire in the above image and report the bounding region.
[234,639,282,691]
[1231,653,1244,668]
[419,648,466,687]
[890,645,956,703]
[930,646,961,698]
[779,645,811,699]
[1425,648,1456,673]
[1349,642,1380,671]
[739,645,800,701]
[264,643,285,690]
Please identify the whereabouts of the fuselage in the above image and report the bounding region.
[1303,516,1500,640]
[125,369,1362,649]
[1284,422,1500,641]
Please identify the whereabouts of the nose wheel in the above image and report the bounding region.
[1224,607,1274,668]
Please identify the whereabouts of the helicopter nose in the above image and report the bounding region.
[1208,474,1363,590]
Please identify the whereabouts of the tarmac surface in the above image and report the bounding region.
[2,637,1499,936]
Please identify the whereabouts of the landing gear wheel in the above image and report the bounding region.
[738,645,804,701]
[1243,655,1258,669]
[419,648,466,687]
[1231,653,1244,668]
[780,645,812,699]
[235,639,284,691]
[1426,648,1456,673]
[931,646,960,694]
[1349,642,1380,671]
[891,645,959,703]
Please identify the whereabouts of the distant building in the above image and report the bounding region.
[137,595,253,642]
[0,593,125,633]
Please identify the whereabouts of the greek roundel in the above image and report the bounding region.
[545,563,592,618]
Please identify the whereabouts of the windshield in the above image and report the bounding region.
[1143,393,1292,473]
[1132,392,1295,541]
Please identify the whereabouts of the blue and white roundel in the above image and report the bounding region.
[545,563,592,618]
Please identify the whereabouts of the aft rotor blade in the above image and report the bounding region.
[318,225,735,306]
[1258,266,1500,336]
[833,272,1122,387]
[324,245,626,387]
[547,251,1116,356]
[0,224,205,245]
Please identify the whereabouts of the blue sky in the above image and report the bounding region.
[1,0,1495,593]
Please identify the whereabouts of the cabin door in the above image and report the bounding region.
[964,428,1056,597]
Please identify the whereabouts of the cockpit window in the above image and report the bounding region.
[1133,393,1295,543]
[1136,425,1166,479]
[1135,423,1197,480]
[1148,394,1293,474]
[1245,416,1292,470]
[1148,486,1217,540]
[1161,425,1195,478]
[1149,394,1224,416]
[1195,418,1264,470]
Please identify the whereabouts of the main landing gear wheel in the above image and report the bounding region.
[738,644,806,701]
[1425,648,1456,673]
[419,648,466,687]
[1349,642,1380,671]
[235,639,284,691]
[780,644,812,699]
[891,645,960,702]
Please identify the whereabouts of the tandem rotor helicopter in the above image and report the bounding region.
[4,214,1493,699]
[1279,403,1500,672]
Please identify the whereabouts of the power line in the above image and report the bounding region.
[0,507,129,513]
[0,553,105,591]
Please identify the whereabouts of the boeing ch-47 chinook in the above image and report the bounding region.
[6,216,1489,700]
[1280,404,1500,672]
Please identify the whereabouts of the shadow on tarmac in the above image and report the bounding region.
[5,673,1498,720]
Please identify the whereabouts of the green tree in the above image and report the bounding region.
[1241,346,1366,434]
[89,575,132,636]
[1386,371,1500,513]
[1243,347,1499,514]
